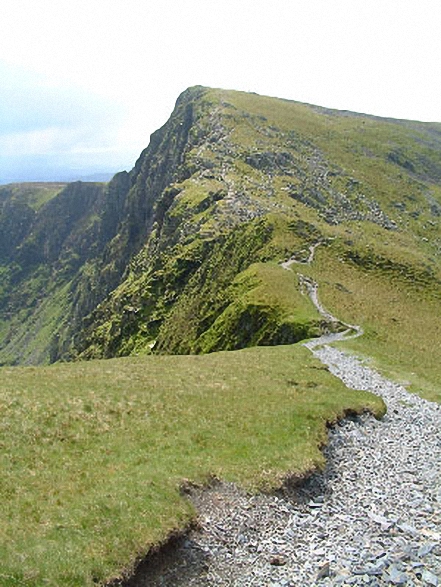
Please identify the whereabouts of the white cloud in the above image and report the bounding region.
[0,128,62,155]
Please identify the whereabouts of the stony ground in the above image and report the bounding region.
[125,343,440,586]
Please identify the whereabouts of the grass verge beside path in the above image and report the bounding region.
[0,344,384,586]
[307,245,441,404]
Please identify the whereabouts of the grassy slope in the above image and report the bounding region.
[78,88,440,405]
[0,266,73,365]
[0,183,67,210]
[0,88,440,586]
[0,182,109,365]
[308,241,441,402]
[195,261,325,352]
[0,345,384,586]
[207,89,441,402]
[0,187,53,365]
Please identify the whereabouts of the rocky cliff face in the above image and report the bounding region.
[0,87,213,364]
[1,87,440,364]
[0,181,106,363]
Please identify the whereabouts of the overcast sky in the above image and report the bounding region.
[1,0,440,182]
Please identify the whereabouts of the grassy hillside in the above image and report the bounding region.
[0,87,440,585]
[76,87,440,401]
[1,87,440,379]
[0,344,384,586]
[0,182,67,210]
[307,236,441,402]
[0,181,110,365]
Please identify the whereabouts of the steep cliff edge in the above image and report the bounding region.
[0,87,206,364]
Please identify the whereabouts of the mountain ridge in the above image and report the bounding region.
[0,86,440,399]
[1,85,441,586]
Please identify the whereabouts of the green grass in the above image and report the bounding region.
[307,241,441,403]
[0,344,384,586]
[1,183,67,210]
[197,262,325,352]
[0,273,72,366]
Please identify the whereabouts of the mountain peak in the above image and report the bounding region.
[0,88,440,378]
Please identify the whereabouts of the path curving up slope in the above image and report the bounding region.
[129,248,440,587]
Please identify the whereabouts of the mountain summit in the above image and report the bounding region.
[0,87,440,389]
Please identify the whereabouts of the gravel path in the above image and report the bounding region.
[137,348,440,587]
[126,252,440,587]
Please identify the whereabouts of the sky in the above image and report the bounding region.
[0,0,440,182]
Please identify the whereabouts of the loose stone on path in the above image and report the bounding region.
[130,345,440,586]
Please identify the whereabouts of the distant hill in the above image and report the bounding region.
[0,86,440,397]
[0,171,116,184]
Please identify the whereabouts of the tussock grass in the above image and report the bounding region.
[0,345,384,586]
